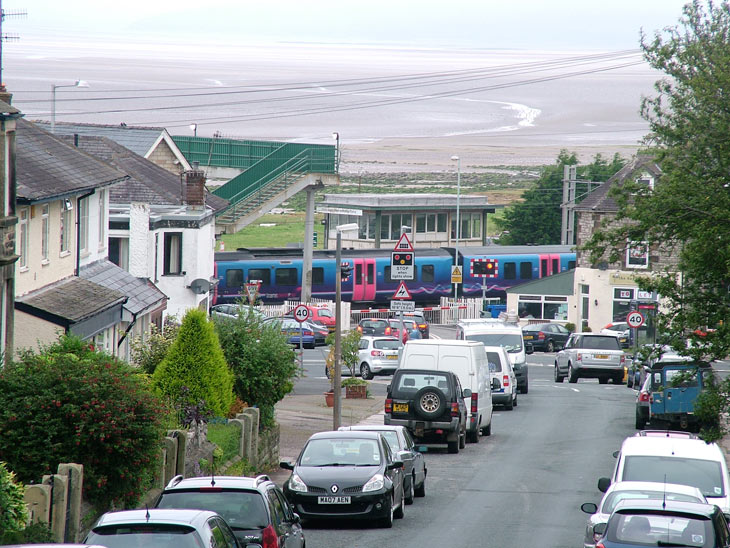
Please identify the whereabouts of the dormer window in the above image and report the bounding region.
[637,176,654,190]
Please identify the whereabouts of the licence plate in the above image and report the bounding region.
[594,354,609,359]
[523,335,533,340]
[387,355,398,360]
[393,402,409,412]
[318,496,350,504]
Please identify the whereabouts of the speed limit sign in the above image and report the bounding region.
[626,310,645,328]
[293,304,311,323]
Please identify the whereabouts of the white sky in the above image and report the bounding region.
[9,0,693,50]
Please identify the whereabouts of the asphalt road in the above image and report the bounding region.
[289,327,640,548]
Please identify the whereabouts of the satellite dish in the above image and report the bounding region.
[189,278,210,294]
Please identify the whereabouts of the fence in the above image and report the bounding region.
[256,299,351,331]
[349,298,485,326]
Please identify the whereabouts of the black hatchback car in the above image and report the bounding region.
[280,430,405,528]
[154,474,304,548]
[521,322,570,352]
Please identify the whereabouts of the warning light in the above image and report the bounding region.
[472,258,498,278]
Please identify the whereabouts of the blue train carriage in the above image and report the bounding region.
[459,245,576,299]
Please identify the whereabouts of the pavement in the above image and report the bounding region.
[267,391,385,487]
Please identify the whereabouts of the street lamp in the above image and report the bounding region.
[451,155,461,300]
[50,79,89,133]
[333,222,359,430]
[189,123,198,137]
[332,131,340,172]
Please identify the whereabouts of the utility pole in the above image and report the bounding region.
[561,165,577,246]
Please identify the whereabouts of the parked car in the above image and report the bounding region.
[280,430,405,528]
[84,508,239,548]
[521,322,570,352]
[601,321,630,348]
[287,304,335,332]
[357,318,390,336]
[154,474,303,548]
[403,311,430,338]
[357,336,401,380]
[386,318,411,344]
[485,345,517,410]
[554,333,627,384]
[647,358,714,431]
[211,304,265,321]
[634,374,652,429]
[598,430,730,515]
[278,317,316,349]
[384,367,471,453]
[593,499,730,548]
[338,424,427,504]
[580,480,706,548]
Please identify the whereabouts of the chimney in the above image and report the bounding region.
[184,167,206,210]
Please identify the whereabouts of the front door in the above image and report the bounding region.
[352,258,376,302]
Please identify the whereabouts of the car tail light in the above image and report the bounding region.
[262,524,277,548]
[385,327,392,335]
[577,352,583,361]
[385,399,392,413]
[639,391,650,402]
[538,332,545,340]
[303,329,313,336]
[620,354,626,365]
[470,393,478,414]
[596,544,605,548]
[503,374,510,387]
[371,350,385,357]
[357,326,363,333]
[451,402,459,417]
[418,323,427,329]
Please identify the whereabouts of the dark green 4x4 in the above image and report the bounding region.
[384,369,469,454]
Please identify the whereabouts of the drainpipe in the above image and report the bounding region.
[117,310,138,349]
[75,189,95,276]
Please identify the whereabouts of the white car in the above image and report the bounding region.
[357,336,401,379]
[484,345,517,410]
[580,480,706,548]
[601,321,630,347]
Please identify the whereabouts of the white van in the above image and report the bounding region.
[484,345,517,410]
[399,339,494,442]
[455,319,532,394]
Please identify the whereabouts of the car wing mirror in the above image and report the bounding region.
[462,388,472,398]
[597,477,611,493]
[396,450,412,461]
[279,460,294,470]
[593,523,607,537]
[612,450,619,458]
[416,445,428,453]
[491,378,500,390]
[580,502,598,514]
[387,460,404,470]
[525,342,534,354]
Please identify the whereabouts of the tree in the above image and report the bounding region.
[213,310,298,428]
[495,151,624,245]
[130,315,180,375]
[0,336,168,508]
[153,308,234,418]
[0,461,27,535]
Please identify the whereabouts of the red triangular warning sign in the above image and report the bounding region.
[392,281,413,300]
[393,232,414,252]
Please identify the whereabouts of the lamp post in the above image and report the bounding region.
[50,80,89,133]
[332,131,340,172]
[451,155,461,301]
[333,222,359,430]
[189,123,198,137]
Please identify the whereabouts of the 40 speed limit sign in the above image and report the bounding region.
[626,310,645,328]
[293,304,311,323]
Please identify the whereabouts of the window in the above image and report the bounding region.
[18,207,27,269]
[98,190,106,247]
[381,213,412,240]
[109,238,129,270]
[226,269,243,288]
[503,262,516,280]
[519,262,532,280]
[248,268,270,285]
[313,267,324,285]
[163,232,182,275]
[416,214,426,233]
[79,197,89,253]
[437,213,447,233]
[60,201,73,254]
[275,268,297,286]
[421,264,434,283]
[384,265,394,283]
[41,204,49,262]
[626,241,649,269]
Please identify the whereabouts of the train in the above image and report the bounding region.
[212,245,576,307]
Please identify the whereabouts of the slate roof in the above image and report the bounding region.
[80,260,167,316]
[57,134,228,212]
[15,277,126,324]
[506,269,575,296]
[16,119,128,203]
[576,155,662,213]
[0,99,20,116]
[31,120,165,158]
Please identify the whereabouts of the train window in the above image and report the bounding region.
[569,260,576,270]
[313,267,324,285]
[367,262,374,283]
[520,262,532,280]
[503,262,516,280]
[226,269,243,288]
[552,258,559,273]
[355,263,363,284]
[541,259,548,275]
[421,264,434,283]
[248,269,270,285]
[384,266,394,283]
[275,268,298,286]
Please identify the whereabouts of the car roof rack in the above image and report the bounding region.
[165,474,184,489]
[636,430,699,439]
[255,474,271,486]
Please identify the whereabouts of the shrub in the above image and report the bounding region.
[0,522,54,545]
[0,335,168,508]
[565,322,576,333]
[130,315,180,375]
[153,308,234,418]
[325,330,362,383]
[214,311,297,428]
[0,461,27,534]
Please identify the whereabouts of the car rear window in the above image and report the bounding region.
[86,524,201,548]
[601,489,704,514]
[578,336,622,350]
[363,320,387,329]
[486,351,503,372]
[374,339,400,350]
[605,513,712,546]
[316,308,333,318]
[622,456,725,497]
[155,489,269,530]
[392,372,451,398]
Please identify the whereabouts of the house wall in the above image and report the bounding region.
[79,190,109,268]
[14,309,63,352]
[147,140,185,175]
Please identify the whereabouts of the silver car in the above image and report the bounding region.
[554,333,626,384]
[580,481,706,548]
[357,336,401,379]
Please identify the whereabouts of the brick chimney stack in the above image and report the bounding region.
[184,162,206,210]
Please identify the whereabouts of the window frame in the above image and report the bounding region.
[163,232,183,276]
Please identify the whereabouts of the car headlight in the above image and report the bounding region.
[288,474,307,493]
[362,474,385,492]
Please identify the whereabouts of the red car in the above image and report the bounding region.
[386,318,412,344]
[287,305,336,332]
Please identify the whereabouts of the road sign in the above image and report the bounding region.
[451,265,463,284]
[293,304,311,323]
[391,251,414,280]
[393,232,414,252]
[313,231,318,246]
[245,281,261,305]
[390,300,415,312]
[626,310,645,328]
[392,281,413,300]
